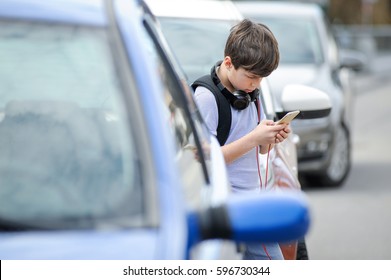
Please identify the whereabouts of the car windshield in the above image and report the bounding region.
[256,17,324,65]
[0,20,143,230]
[158,18,235,83]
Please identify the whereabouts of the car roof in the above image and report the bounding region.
[0,0,105,26]
[235,1,322,18]
[145,0,242,21]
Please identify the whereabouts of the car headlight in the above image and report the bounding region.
[305,139,329,153]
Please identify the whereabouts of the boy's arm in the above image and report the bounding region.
[222,120,288,164]
[221,132,258,164]
[258,125,291,154]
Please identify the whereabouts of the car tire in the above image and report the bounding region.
[296,239,309,260]
[305,124,351,187]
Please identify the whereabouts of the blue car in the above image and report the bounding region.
[0,0,310,259]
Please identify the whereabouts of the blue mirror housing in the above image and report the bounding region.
[188,191,310,248]
[227,191,310,243]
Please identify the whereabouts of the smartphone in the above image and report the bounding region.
[276,110,300,124]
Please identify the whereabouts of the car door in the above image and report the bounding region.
[0,0,192,260]
[139,7,234,259]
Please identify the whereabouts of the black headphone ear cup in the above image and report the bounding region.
[232,90,251,110]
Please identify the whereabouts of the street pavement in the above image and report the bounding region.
[305,51,391,259]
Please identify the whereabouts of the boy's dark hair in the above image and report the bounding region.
[224,19,279,77]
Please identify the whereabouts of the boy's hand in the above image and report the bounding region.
[275,125,291,143]
[252,119,288,145]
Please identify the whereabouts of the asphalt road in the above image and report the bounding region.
[304,69,391,260]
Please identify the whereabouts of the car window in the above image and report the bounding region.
[158,18,235,83]
[0,20,144,230]
[256,17,324,65]
[141,17,211,210]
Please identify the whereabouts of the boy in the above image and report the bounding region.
[193,19,290,260]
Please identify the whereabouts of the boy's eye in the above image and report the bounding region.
[245,73,260,79]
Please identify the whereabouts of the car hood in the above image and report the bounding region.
[267,64,331,101]
[0,229,160,260]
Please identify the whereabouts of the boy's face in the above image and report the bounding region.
[224,58,263,93]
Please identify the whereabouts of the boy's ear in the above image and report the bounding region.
[223,56,232,69]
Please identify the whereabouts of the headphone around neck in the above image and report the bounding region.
[211,61,259,110]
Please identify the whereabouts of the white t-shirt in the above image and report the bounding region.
[194,86,266,193]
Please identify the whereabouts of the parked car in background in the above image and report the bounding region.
[235,1,364,187]
[145,0,242,84]
[145,0,332,260]
[0,0,311,259]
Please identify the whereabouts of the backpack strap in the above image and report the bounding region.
[191,75,231,146]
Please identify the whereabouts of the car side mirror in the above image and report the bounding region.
[187,191,310,248]
[339,49,367,72]
[279,84,332,119]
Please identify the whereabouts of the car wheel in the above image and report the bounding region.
[296,239,309,260]
[305,124,351,187]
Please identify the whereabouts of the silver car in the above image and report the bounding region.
[236,1,363,187]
